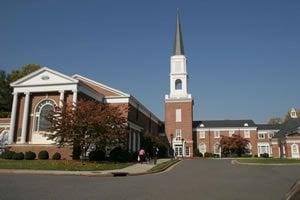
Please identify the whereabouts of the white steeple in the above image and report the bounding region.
[166,11,191,100]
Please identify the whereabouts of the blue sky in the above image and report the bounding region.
[1,0,300,123]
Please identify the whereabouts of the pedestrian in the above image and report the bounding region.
[153,146,159,165]
[138,148,145,164]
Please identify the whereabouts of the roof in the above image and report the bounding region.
[273,118,300,138]
[256,124,282,130]
[173,11,185,55]
[193,120,256,128]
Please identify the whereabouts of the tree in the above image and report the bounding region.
[0,64,41,117]
[219,134,249,157]
[48,100,128,159]
[268,117,283,125]
[141,132,168,158]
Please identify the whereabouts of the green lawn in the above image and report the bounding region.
[0,159,131,171]
[237,158,300,164]
[148,159,180,173]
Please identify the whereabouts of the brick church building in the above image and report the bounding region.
[6,68,162,159]
[3,12,300,160]
[164,12,300,159]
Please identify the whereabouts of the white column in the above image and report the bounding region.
[20,92,30,144]
[72,90,78,107]
[59,90,65,108]
[8,92,18,144]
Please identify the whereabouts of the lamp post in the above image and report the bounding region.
[181,138,184,159]
[170,134,174,159]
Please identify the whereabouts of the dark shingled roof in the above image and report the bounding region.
[193,120,256,128]
[256,124,281,130]
[273,118,300,138]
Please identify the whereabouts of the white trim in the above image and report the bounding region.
[11,67,78,87]
[72,74,129,97]
[128,121,143,132]
[286,140,300,144]
[194,127,257,131]
[13,84,78,93]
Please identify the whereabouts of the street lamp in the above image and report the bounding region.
[181,138,184,159]
[170,134,174,159]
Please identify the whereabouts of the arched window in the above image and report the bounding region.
[34,100,55,132]
[175,79,182,90]
[198,143,206,155]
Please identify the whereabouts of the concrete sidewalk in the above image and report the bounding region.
[0,159,171,176]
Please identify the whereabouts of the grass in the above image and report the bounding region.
[148,159,180,173]
[237,158,300,164]
[0,159,132,171]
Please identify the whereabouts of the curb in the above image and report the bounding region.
[0,160,181,177]
[232,160,300,166]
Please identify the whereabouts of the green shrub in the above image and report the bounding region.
[38,150,49,160]
[88,150,105,161]
[260,153,269,158]
[109,147,130,162]
[204,152,214,158]
[194,149,203,157]
[52,152,61,160]
[213,154,220,158]
[1,151,16,159]
[25,151,36,160]
[12,152,25,160]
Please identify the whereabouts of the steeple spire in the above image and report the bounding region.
[173,10,185,55]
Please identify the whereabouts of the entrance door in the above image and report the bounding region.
[175,145,183,157]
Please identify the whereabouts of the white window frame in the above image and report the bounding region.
[199,131,205,139]
[214,131,220,138]
[258,133,265,139]
[198,143,206,155]
[244,130,250,138]
[291,144,300,158]
[185,146,190,157]
[214,143,221,154]
[268,133,274,139]
[175,129,182,141]
[33,100,55,133]
[175,109,182,122]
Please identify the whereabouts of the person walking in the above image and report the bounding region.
[138,148,145,164]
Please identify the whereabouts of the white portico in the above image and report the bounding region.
[8,67,104,145]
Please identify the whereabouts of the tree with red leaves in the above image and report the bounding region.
[219,134,249,157]
[48,100,128,159]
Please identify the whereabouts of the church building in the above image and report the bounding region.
[164,12,300,159]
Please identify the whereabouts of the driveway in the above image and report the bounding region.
[0,159,299,200]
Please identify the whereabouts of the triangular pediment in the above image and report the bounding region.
[11,67,78,87]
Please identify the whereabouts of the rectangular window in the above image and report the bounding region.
[258,133,265,139]
[244,130,250,138]
[176,109,182,122]
[185,146,190,156]
[229,130,234,137]
[175,129,182,141]
[199,131,205,139]
[214,131,220,138]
